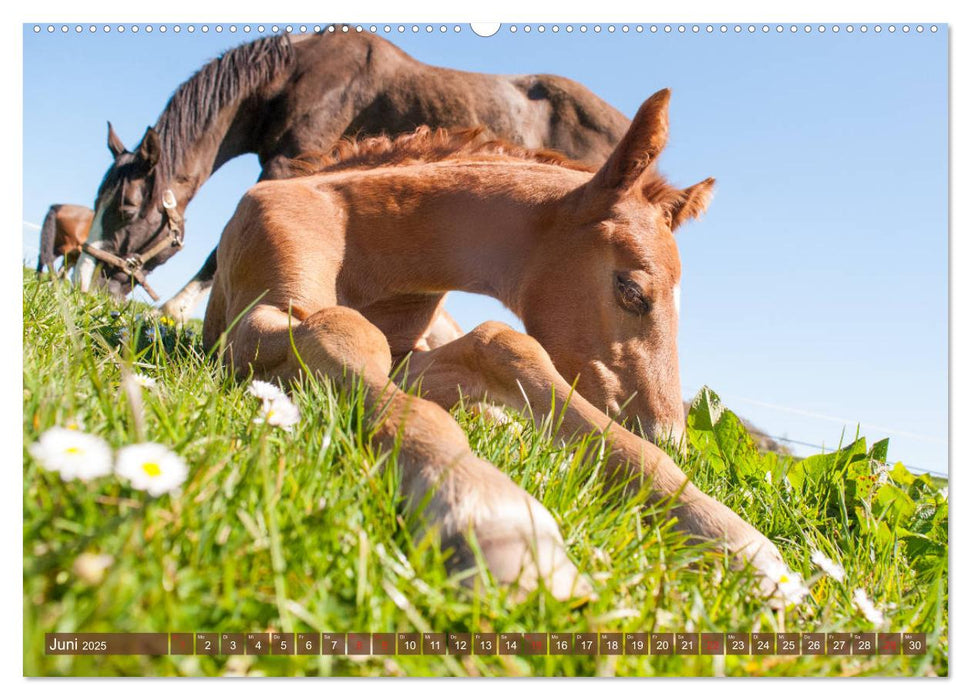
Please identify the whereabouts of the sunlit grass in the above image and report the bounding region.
[22,273,947,677]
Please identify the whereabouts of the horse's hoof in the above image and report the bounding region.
[158,302,189,326]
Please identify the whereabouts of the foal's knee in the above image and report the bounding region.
[295,306,393,382]
[467,321,553,371]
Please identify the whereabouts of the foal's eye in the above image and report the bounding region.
[614,273,652,316]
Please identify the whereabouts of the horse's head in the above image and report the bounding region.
[74,123,184,297]
[524,90,714,446]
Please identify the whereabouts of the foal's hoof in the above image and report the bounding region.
[731,535,796,608]
[447,510,592,602]
[477,523,593,602]
[468,402,513,426]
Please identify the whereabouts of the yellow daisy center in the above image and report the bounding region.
[65,446,82,455]
[141,461,162,478]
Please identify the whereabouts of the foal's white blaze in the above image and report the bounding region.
[672,283,681,316]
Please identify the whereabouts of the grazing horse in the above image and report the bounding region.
[203,91,785,599]
[75,28,630,321]
[36,204,94,277]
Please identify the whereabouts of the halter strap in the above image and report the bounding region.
[80,188,185,302]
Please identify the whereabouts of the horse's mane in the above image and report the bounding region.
[153,35,295,192]
[285,126,599,176]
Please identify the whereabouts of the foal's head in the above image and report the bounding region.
[524,90,715,445]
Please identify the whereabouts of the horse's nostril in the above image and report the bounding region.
[106,278,127,299]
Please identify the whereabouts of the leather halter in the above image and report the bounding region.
[80,188,184,301]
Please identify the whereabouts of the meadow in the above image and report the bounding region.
[22,273,948,677]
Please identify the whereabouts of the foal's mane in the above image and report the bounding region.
[153,34,296,192]
[285,126,599,176]
[286,126,687,210]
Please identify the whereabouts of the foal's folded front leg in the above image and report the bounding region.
[400,321,787,594]
[225,304,589,600]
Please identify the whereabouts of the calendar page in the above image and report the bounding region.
[21,19,948,678]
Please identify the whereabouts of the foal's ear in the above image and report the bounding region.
[593,88,671,192]
[137,127,162,169]
[107,121,126,158]
[670,177,716,230]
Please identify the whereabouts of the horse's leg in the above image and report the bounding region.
[422,306,464,350]
[398,321,786,588]
[221,304,589,600]
[159,247,218,324]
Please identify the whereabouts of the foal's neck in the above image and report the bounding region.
[346,162,586,316]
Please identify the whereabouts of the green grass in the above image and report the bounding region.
[22,272,948,677]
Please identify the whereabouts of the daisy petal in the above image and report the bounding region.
[115,442,188,497]
[28,427,113,482]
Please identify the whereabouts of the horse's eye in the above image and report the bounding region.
[614,273,652,316]
[120,206,138,222]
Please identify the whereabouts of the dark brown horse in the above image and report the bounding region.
[75,28,630,319]
[36,204,94,277]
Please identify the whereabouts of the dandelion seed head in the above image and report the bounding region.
[131,373,158,389]
[73,552,114,585]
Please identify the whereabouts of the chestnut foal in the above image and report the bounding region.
[203,90,785,599]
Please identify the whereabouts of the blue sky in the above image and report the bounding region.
[21,24,948,474]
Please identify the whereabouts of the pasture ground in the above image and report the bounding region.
[22,273,948,677]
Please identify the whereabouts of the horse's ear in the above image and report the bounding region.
[670,177,716,231]
[592,88,671,192]
[138,127,161,169]
[107,122,126,158]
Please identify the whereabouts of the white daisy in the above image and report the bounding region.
[248,380,288,404]
[115,442,188,496]
[853,588,886,626]
[811,550,846,582]
[765,560,811,606]
[131,373,158,390]
[255,396,301,430]
[28,427,113,482]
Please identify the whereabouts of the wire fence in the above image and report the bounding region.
[745,430,948,479]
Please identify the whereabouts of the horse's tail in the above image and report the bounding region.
[36,205,60,276]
